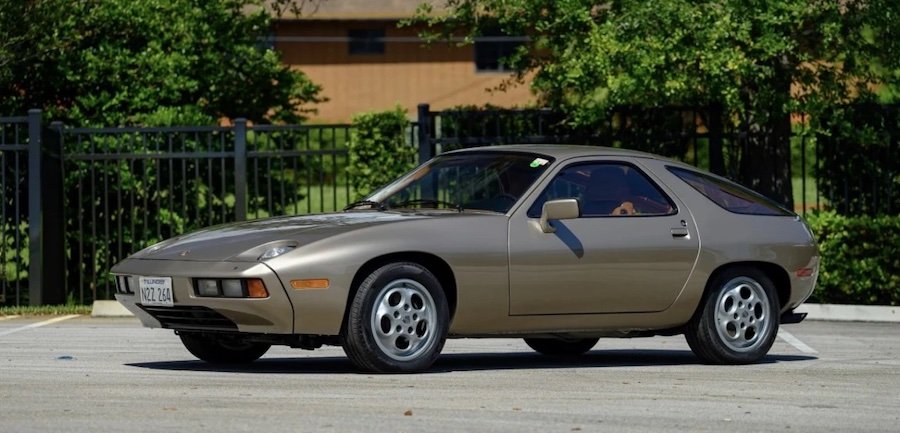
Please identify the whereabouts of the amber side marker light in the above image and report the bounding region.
[291,279,330,290]
[247,279,269,298]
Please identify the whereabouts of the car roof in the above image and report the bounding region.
[444,144,680,163]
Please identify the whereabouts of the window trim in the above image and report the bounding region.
[473,34,524,73]
[347,29,385,56]
[666,166,794,216]
[527,161,679,218]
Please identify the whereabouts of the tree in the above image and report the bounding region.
[415,0,900,208]
[0,0,330,304]
[0,0,323,126]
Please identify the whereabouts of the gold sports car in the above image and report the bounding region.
[112,145,818,372]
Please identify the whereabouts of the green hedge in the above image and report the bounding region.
[805,211,900,305]
[348,106,417,198]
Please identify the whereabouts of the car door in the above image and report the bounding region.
[508,158,700,315]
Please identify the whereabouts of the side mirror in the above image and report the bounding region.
[539,199,580,233]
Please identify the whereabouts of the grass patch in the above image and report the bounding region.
[247,184,357,219]
[793,176,826,212]
[0,304,92,317]
[292,183,356,214]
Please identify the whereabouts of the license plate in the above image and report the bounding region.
[138,276,174,307]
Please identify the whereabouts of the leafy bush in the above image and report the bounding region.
[806,211,900,305]
[348,107,417,198]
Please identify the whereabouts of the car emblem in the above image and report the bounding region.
[179,250,190,257]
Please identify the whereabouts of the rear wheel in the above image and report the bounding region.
[342,262,449,373]
[685,267,780,364]
[179,332,270,364]
[524,337,599,356]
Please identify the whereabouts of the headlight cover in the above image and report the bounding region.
[259,245,295,261]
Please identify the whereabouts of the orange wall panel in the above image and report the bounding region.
[274,20,536,122]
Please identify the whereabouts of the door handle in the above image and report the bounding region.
[670,227,689,238]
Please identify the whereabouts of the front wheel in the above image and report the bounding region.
[342,262,449,373]
[685,267,780,364]
[179,332,270,364]
[524,337,599,356]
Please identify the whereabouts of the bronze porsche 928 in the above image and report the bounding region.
[111,145,818,372]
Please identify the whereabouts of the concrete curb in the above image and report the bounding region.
[91,300,133,317]
[798,303,900,323]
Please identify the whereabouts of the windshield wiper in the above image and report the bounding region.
[343,200,386,211]
[391,198,463,212]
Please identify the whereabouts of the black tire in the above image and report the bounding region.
[179,332,270,364]
[341,262,449,373]
[685,266,780,364]
[524,337,599,356]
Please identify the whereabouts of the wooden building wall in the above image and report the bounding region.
[273,20,536,122]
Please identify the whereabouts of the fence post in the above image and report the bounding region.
[708,103,725,176]
[42,122,66,304]
[234,118,247,222]
[417,104,434,163]
[27,109,43,305]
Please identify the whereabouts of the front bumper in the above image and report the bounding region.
[112,259,295,334]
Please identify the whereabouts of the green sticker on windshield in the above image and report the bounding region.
[529,158,549,168]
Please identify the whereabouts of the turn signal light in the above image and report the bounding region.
[247,279,269,298]
[291,279,330,290]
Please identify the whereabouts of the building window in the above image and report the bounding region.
[348,29,385,55]
[474,30,523,72]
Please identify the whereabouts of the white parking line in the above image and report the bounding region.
[778,329,818,354]
[0,315,79,337]
[0,315,20,321]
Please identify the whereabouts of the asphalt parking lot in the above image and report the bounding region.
[1,316,898,433]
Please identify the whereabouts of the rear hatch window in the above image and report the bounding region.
[667,166,793,216]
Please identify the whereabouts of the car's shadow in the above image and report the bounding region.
[126,349,817,374]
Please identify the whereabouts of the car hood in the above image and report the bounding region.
[129,212,431,262]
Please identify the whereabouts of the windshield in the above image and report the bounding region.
[363,152,554,213]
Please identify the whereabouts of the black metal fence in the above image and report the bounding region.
[1,113,359,306]
[415,104,846,215]
[0,111,40,306]
[53,121,356,304]
[815,104,900,215]
[417,104,754,176]
[2,104,897,305]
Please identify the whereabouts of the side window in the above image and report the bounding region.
[474,28,523,72]
[667,166,792,216]
[348,29,385,55]
[528,162,676,217]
